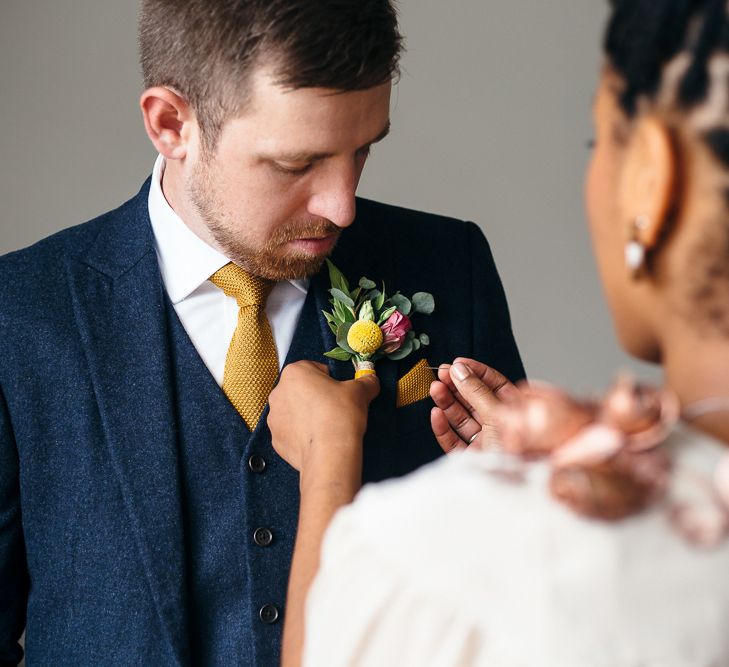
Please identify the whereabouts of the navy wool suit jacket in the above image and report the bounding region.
[0,180,524,666]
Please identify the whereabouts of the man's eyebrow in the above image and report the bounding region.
[266,120,392,163]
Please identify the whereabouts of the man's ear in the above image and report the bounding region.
[140,87,195,160]
[618,115,676,249]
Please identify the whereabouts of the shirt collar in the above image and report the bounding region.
[147,154,308,304]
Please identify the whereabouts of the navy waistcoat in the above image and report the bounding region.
[165,286,325,666]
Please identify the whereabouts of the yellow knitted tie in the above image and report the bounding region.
[210,263,279,431]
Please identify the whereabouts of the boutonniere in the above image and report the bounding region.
[322,260,435,378]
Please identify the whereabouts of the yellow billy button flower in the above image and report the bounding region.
[347,320,384,356]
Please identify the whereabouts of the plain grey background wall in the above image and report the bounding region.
[0,0,660,391]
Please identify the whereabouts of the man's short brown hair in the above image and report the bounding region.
[139,0,403,151]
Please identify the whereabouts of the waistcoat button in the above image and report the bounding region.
[259,604,280,624]
[248,455,267,473]
[254,527,274,547]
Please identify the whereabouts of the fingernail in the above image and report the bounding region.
[451,363,471,381]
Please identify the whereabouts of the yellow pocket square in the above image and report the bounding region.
[396,359,436,408]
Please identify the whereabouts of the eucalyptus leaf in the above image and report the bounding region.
[419,333,431,346]
[330,288,355,309]
[406,330,416,341]
[359,277,376,290]
[326,259,350,294]
[411,292,435,315]
[387,339,414,361]
[324,347,353,362]
[412,339,421,351]
[336,323,356,354]
[389,293,411,316]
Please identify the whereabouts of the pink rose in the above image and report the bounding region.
[380,311,412,353]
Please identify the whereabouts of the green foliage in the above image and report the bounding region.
[359,300,375,321]
[336,323,356,354]
[375,283,386,310]
[387,339,414,361]
[359,277,376,290]
[330,288,355,309]
[388,293,411,316]
[377,305,397,325]
[326,259,350,294]
[323,311,339,334]
[324,347,352,361]
[412,292,435,315]
[323,260,436,366]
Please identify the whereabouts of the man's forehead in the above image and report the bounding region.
[243,65,392,115]
[223,72,391,149]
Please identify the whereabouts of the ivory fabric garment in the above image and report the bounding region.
[304,424,729,667]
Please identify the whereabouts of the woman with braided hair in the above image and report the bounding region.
[268,1,729,664]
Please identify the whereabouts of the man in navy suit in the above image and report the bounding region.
[0,1,524,665]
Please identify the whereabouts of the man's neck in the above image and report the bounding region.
[160,158,222,253]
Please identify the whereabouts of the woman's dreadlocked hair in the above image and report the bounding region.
[605,0,729,164]
[605,0,729,335]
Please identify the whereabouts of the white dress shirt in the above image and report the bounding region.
[304,424,729,666]
[147,155,308,386]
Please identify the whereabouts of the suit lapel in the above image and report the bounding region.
[67,183,188,664]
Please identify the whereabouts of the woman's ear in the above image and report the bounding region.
[139,87,194,160]
[618,115,676,249]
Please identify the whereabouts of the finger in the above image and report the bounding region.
[430,380,482,443]
[284,360,330,378]
[450,362,504,427]
[436,365,479,411]
[431,407,467,453]
[354,374,381,404]
[452,357,520,402]
[436,364,452,386]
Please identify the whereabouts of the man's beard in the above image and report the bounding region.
[187,163,341,281]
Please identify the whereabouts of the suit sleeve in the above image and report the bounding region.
[0,385,27,666]
[467,222,526,383]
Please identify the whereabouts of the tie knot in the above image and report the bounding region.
[209,263,275,308]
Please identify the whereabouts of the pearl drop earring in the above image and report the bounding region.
[625,215,649,278]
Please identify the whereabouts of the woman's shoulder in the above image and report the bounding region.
[316,425,729,665]
[324,421,729,605]
[335,421,728,561]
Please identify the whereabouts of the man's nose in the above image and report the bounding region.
[307,165,358,229]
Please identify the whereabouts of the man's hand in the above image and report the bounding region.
[429,357,520,452]
[268,361,380,484]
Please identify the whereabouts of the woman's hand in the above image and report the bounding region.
[268,361,380,485]
[429,357,520,452]
[270,361,379,667]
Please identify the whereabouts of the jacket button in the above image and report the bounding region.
[248,455,267,473]
[259,604,279,624]
[254,527,273,547]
